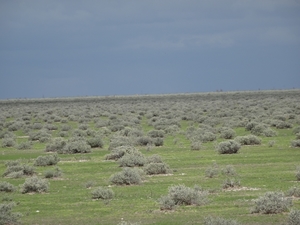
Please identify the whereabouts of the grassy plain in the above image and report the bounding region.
[0,90,300,225]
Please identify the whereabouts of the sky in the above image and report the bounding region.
[0,0,300,99]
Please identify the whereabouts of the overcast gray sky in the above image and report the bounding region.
[1,0,299,99]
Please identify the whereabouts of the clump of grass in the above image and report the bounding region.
[268,140,276,147]
[251,191,292,214]
[205,162,219,178]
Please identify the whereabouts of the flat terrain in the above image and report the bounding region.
[0,90,299,224]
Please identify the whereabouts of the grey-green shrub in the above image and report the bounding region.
[234,135,261,145]
[222,178,240,189]
[16,141,32,150]
[1,137,16,148]
[0,202,22,225]
[34,154,60,166]
[158,195,176,210]
[221,165,237,177]
[262,128,277,137]
[148,129,165,138]
[190,141,202,150]
[251,192,292,214]
[20,176,49,194]
[110,168,143,185]
[44,167,62,179]
[91,187,114,200]
[287,209,300,225]
[0,181,16,193]
[45,138,67,152]
[153,137,164,146]
[105,146,137,161]
[204,216,240,225]
[118,151,146,167]
[144,163,169,175]
[3,162,35,178]
[61,140,91,154]
[296,167,300,181]
[286,186,300,198]
[291,140,300,148]
[29,129,52,143]
[219,128,236,139]
[166,184,209,206]
[205,162,219,178]
[146,154,163,164]
[87,136,104,148]
[216,140,241,154]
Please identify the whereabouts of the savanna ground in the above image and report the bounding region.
[0,90,300,225]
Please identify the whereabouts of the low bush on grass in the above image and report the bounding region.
[16,141,32,150]
[60,139,91,154]
[147,129,165,138]
[105,146,138,161]
[146,154,163,164]
[291,140,300,148]
[87,136,104,148]
[110,168,143,185]
[0,181,16,193]
[159,184,209,209]
[0,202,22,225]
[144,163,169,175]
[216,140,241,154]
[286,186,300,198]
[45,138,67,152]
[234,135,261,145]
[3,161,35,178]
[34,154,60,166]
[219,127,236,139]
[205,162,219,178]
[44,167,62,179]
[268,140,276,147]
[108,136,133,150]
[296,167,300,181]
[158,195,176,210]
[1,137,16,148]
[29,129,52,143]
[91,187,114,200]
[287,209,300,225]
[222,178,240,189]
[221,165,237,176]
[251,192,292,214]
[85,180,96,189]
[204,216,240,225]
[118,151,146,167]
[190,141,202,150]
[20,176,49,194]
[153,137,164,146]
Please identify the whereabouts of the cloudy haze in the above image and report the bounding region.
[1,0,299,99]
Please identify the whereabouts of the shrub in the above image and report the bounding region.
[91,187,114,200]
[287,209,300,225]
[3,162,35,178]
[221,165,237,177]
[45,138,67,152]
[0,181,16,192]
[61,140,91,154]
[219,128,236,139]
[268,140,276,147]
[148,130,165,138]
[144,163,169,175]
[110,168,143,185]
[291,140,300,148]
[108,136,133,150]
[205,162,219,178]
[136,136,153,146]
[158,195,176,210]
[0,202,22,225]
[16,141,32,150]
[216,140,241,154]
[146,154,163,164]
[153,138,164,146]
[222,178,240,189]
[204,216,239,225]
[29,129,52,143]
[87,136,104,148]
[34,154,60,166]
[166,184,209,206]
[85,180,96,189]
[191,141,202,150]
[286,186,300,198]
[276,121,292,129]
[1,137,16,148]
[20,176,49,194]
[44,167,62,179]
[118,151,146,167]
[251,192,292,214]
[200,132,217,143]
[296,167,300,181]
[105,146,137,161]
[234,135,261,145]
